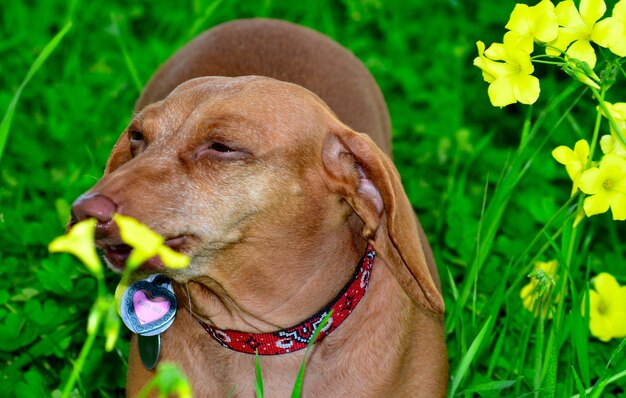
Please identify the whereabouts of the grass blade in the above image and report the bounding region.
[109,14,142,94]
[185,0,223,41]
[446,266,458,301]
[571,366,588,398]
[0,21,72,162]
[570,367,626,398]
[448,316,494,397]
[572,277,590,387]
[226,385,237,398]
[291,310,333,398]
[460,379,518,395]
[255,351,264,398]
[591,368,626,398]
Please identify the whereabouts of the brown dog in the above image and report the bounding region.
[70,19,447,397]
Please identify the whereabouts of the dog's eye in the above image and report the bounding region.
[209,142,234,153]
[129,130,144,142]
[128,130,146,157]
[198,141,250,160]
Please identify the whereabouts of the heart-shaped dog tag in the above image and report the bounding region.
[133,290,171,325]
[121,274,177,336]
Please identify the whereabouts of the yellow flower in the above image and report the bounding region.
[592,0,626,56]
[547,0,621,69]
[586,273,626,342]
[49,218,103,276]
[114,214,190,270]
[579,154,626,220]
[521,260,559,319]
[552,139,590,195]
[473,34,540,107]
[505,0,559,52]
[600,134,626,157]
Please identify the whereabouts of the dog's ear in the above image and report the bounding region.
[322,123,444,314]
[104,133,132,174]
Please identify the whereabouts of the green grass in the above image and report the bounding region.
[1,0,626,396]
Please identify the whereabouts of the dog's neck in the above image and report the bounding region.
[148,246,446,397]
[130,223,447,396]
[173,222,366,335]
[195,244,375,355]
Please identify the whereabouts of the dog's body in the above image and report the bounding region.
[71,19,447,397]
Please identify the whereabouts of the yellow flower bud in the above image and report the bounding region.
[105,300,121,352]
[562,58,601,90]
[520,260,559,319]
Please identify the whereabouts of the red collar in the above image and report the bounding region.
[197,245,375,355]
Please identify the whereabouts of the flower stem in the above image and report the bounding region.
[61,311,103,398]
[617,60,626,81]
[531,59,565,66]
[587,90,606,167]
[61,266,107,397]
[540,88,607,386]
[591,88,626,147]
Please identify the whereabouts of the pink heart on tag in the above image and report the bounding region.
[133,289,170,325]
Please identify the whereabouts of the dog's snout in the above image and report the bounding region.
[69,194,117,233]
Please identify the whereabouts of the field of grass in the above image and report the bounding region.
[1,0,626,396]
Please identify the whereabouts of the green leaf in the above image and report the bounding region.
[24,299,63,326]
[36,257,75,294]
[11,288,39,302]
[0,290,9,305]
[0,312,38,351]
[15,369,47,398]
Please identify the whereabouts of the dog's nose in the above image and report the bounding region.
[71,194,117,223]
[69,194,117,234]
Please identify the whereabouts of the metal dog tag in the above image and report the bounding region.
[138,334,160,370]
[120,274,177,336]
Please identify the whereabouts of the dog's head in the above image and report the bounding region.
[70,76,443,315]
